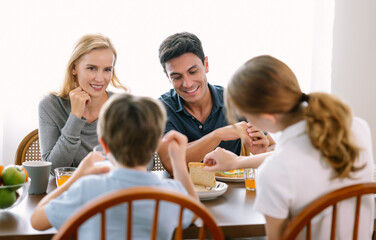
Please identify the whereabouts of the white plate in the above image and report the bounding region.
[215,176,244,182]
[195,181,228,201]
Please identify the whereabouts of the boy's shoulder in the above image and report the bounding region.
[157,178,187,194]
[72,170,188,198]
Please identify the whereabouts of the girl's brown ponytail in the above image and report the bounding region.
[304,92,361,178]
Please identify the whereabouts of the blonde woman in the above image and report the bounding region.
[38,33,126,171]
[204,55,374,239]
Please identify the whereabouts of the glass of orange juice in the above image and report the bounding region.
[54,167,76,187]
[244,168,256,191]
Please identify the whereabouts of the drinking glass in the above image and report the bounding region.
[54,167,76,187]
[93,145,114,169]
[93,145,107,159]
[244,168,256,191]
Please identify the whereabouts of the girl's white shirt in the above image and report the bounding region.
[254,117,374,240]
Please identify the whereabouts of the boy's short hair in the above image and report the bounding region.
[158,32,205,71]
[97,93,166,167]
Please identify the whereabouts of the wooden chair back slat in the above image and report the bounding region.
[199,225,206,240]
[281,182,376,240]
[306,222,311,240]
[52,186,224,240]
[330,203,337,240]
[353,196,362,240]
[151,200,160,240]
[101,211,106,240]
[127,201,132,240]
[174,206,184,240]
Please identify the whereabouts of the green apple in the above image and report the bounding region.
[1,165,26,186]
[0,188,17,209]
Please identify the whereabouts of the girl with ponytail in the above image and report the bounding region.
[204,55,374,239]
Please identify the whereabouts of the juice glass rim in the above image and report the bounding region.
[54,167,76,172]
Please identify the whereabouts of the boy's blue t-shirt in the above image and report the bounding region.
[45,168,193,240]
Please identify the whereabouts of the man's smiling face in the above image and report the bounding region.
[165,53,209,105]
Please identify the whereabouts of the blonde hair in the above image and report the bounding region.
[58,33,127,98]
[227,55,361,178]
[97,93,166,167]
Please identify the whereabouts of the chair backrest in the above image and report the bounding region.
[14,129,41,165]
[152,153,165,171]
[52,186,224,240]
[240,144,250,156]
[281,182,376,240]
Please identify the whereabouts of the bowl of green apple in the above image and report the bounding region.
[0,164,30,211]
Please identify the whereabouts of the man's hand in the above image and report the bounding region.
[215,121,250,141]
[245,123,269,154]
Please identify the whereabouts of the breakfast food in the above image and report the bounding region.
[215,169,244,178]
[0,164,28,209]
[193,184,211,192]
[188,162,216,188]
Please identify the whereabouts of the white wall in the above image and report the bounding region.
[332,0,376,160]
[0,0,333,166]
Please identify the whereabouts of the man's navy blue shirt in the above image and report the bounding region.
[159,84,241,155]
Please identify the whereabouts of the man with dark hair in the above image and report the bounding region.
[157,32,274,174]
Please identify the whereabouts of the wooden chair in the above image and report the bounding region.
[240,144,250,156]
[281,182,376,240]
[152,152,165,171]
[14,129,41,165]
[14,129,164,170]
[52,186,224,240]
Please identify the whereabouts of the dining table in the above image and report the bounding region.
[0,171,267,240]
[2,171,375,240]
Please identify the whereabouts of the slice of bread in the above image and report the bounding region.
[188,162,216,188]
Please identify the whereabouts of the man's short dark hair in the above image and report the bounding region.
[158,32,205,71]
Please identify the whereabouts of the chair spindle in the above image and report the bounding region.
[330,203,337,240]
[306,222,311,240]
[353,195,362,240]
[151,200,160,240]
[174,206,184,240]
[127,201,132,240]
[101,210,106,240]
[199,225,207,240]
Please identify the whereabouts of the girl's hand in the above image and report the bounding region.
[69,87,91,119]
[203,147,240,172]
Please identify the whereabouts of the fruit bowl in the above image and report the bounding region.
[0,178,30,211]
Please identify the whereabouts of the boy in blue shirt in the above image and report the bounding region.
[31,93,198,239]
